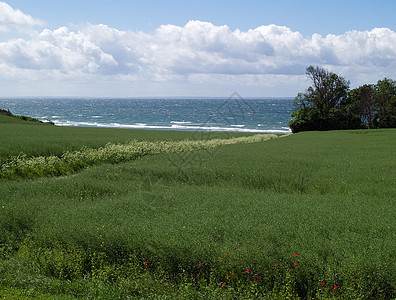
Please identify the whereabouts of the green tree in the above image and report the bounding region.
[289,66,352,133]
[373,78,396,128]
[348,84,376,129]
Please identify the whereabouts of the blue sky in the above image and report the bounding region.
[1,0,396,97]
[5,0,396,35]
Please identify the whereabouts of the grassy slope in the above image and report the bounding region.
[0,121,396,298]
[0,113,43,124]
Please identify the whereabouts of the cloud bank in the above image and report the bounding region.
[0,7,396,96]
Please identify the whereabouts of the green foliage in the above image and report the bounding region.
[304,65,350,118]
[349,84,376,128]
[373,78,396,128]
[289,66,353,133]
[289,66,396,133]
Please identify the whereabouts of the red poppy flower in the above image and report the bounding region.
[27,234,31,237]
[334,286,338,290]
[294,263,298,267]
[222,283,225,287]
[254,276,259,281]
[227,275,230,279]
[199,263,204,267]
[321,282,325,286]
[294,253,298,257]
[274,264,279,267]
[143,261,147,265]
[246,269,250,274]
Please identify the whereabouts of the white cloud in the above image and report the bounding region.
[0,1,43,30]
[1,19,396,96]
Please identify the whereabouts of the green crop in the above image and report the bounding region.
[1,125,395,299]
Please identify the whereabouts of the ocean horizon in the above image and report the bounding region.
[0,96,293,134]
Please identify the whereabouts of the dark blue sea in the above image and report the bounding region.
[0,96,293,133]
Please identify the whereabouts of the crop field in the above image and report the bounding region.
[0,115,396,299]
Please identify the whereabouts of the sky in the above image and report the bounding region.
[1,0,396,97]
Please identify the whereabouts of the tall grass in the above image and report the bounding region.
[1,128,396,298]
[0,134,278,179]
[0,121,252,160]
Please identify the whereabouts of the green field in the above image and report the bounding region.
[0,113,253,161]
[1,114,396,299]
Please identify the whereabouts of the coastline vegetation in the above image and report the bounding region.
[0,108,54,125]
[289,66,396,133]
[1,116,395,298]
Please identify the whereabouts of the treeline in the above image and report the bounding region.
[288,66,396,133]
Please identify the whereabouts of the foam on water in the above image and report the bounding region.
[53,120,291,133]
[0,97,293,133]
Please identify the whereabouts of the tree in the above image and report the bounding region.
[305,66,350,117]
[289,66,351,133]
[348,84,376,129]
[289,66,396,133]
[373,78,396,128]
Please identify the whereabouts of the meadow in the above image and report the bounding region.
[0,113,396,299]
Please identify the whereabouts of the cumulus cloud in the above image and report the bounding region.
[1,19,396,95]
[0,1,43,30]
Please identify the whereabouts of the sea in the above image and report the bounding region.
[0,96,293,134]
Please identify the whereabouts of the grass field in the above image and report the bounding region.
[1,114,396,299]
[0,113,253,161]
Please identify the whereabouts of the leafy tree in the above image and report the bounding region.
[289,66,351,133]
[305,66,350,117]
[348,84,376,129]
[373,78,396,128]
